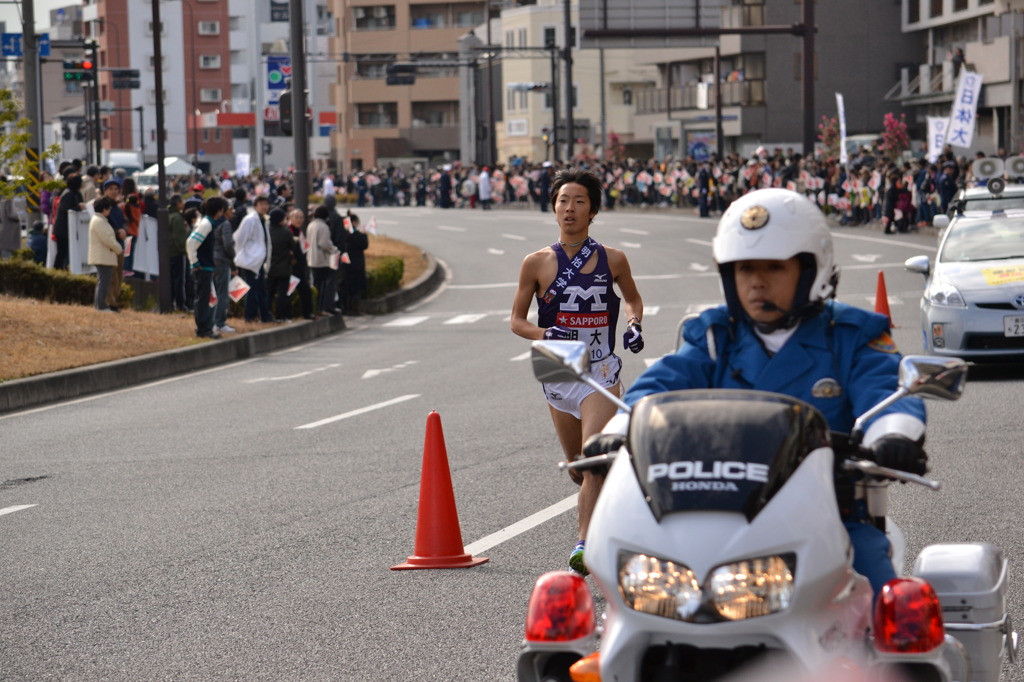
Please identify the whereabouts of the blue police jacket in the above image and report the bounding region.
[623,301,925,435]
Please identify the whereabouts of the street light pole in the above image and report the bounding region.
[563,0,573,162]
[152,0,172,313]
[289,0,310,216]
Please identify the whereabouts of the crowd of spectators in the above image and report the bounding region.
[327,143,1000,234]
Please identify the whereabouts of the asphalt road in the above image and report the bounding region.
[2,205,1022,681]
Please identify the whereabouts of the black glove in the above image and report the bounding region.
[583,433,627,458]
[622,322,644,353]
[543,326,575,341]
[870,435,928,475]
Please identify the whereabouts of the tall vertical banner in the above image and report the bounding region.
[945,70,984,150]
[836,93,848,165]
[926,117,948,163]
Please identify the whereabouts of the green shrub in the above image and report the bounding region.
[0,258,133,308]
[365,256,403,299]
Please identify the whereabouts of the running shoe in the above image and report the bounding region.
[568,540,588,576]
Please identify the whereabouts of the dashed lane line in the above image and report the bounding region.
[294,394,421,430]
[0,505,37,517]
[463,494,578,556]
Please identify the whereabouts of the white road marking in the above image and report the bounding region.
[463,494,578,556]
[362,360,418,380]
[446,282,517,289]
[869,295,905,306]
[645,305,661,316]
[510,350,532,362]
[687,238,713,247]
[689,262,710,272]
[0,505,37,517]
[620,228,650,235]
[445,314,488,325]
[502,233,527,240]
[621,241,641,249]
[645,359,659,367]
[487,248,505,255]
[295,394,421,429]
[437,225,467,232]
[851,254,882,263]
[244,363,341,384]
[832,232,938,252]
[384,315,430,327]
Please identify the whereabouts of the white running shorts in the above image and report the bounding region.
[541,355,622,420]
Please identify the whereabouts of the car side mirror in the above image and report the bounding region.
[905,255,930,277]
[932,214,949,229]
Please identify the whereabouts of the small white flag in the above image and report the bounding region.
[228,275,250,302]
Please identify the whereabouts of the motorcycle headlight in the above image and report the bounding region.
[619,553,702,621]
[924,279,966,308]
[618,552,796,623]
[708,555,796,620]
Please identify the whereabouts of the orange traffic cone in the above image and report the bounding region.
[875,270,896,328]
[391,411,488,570]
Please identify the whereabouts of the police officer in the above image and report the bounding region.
[597,188,927,594]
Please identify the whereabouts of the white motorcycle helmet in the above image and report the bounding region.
[713,188,839,329]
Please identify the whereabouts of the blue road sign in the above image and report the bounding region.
[1,33,51,57]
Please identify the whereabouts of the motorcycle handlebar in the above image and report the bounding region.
[842,457,941,491]
[558,453,617,472]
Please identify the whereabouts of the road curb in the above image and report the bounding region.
[0,253,443,415]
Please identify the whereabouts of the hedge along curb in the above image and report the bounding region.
[0,252,444,415]
[359,252,446,315]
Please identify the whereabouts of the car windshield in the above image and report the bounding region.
[939,216,1024,262]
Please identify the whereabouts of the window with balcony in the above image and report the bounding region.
[518,28,527,48]
[354,54,390,79]
[456,7,484,28]
[198,21,221,35]
[200,88,222,102]
[357,102,398,128]
[199,55,221,69]
[506,87,516,111]
[412,101,457,127]
[354,5,395,31]
[929,0,943,18]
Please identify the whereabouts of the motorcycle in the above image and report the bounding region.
[517,340,1018,682]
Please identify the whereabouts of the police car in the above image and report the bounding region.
[906,205,1024,360]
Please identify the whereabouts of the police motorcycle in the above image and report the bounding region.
[517,340,1018,682]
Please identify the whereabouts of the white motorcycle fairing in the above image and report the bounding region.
[588,445,876,680]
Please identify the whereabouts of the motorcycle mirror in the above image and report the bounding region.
[898,356,968,401]
[531,340,591,384]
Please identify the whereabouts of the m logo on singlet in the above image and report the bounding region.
[562,285,608,312]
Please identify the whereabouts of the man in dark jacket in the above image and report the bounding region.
[266,207,295,321]
[168,195,190,311]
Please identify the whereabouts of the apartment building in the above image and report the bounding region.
[888,0,1023,155]
[494,0,658,163]
[328,0,486,171]
[629,0,922,159]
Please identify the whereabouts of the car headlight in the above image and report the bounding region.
[924,280,967,308]
[618,552,795,623]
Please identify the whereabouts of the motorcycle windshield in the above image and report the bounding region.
[627,390,830,522]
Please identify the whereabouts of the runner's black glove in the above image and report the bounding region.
[543,326,575,341]
[871,435,928,475]
[622,322,644,353]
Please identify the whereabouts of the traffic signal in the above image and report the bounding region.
[63,59,95,82]
[279,87,292,136]
[541,128,550,144]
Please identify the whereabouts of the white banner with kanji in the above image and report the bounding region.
[945,70,984,150]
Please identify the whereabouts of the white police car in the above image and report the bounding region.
[906,207,1024,359]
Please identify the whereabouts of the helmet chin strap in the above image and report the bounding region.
[753,300,825,333]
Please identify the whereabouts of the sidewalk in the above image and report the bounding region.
[0,254,445,415]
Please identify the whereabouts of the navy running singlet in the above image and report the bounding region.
[537,240,621,363]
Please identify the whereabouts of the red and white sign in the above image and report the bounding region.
[264,106,280,122]
[228,275,250,302]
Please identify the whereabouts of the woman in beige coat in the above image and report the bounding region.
[305,204,340,316]
[88,197,123,311]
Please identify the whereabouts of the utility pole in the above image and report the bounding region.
[152,0,171,313]
[563,0,573,162]
[289,0,310,216]
[21,0,43,230]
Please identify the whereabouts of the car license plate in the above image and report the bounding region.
[1004,315,1024,337]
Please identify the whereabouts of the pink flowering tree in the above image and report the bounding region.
[817,115,840,162]
[879,112,910,163]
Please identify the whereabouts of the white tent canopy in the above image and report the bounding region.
[141,157,196,176]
